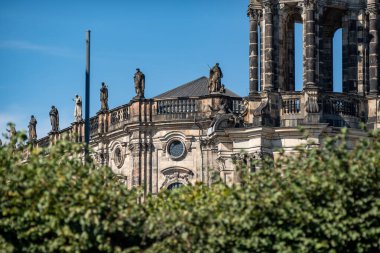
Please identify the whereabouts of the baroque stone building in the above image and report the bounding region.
[35,0,379,194]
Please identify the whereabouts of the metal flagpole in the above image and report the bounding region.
[85,30,91,161]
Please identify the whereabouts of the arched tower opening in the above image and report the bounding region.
[333,28,343,92]
[319,8,344,91]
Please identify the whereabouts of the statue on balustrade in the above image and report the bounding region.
[28,115,37,142]
[100,82,109,111]
[73,94,82,122]
[134,68,145,98]
[7,123,17,139]
[208,63,224,93]
[49,106,59,132]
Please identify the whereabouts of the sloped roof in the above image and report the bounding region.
[154,76,240,99]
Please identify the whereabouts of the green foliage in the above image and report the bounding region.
[0,131,144,253]
[1,128,379,252]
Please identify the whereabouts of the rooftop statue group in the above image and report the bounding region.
[29,65,225,140]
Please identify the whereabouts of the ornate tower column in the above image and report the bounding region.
[303,0,317,88]
[357,9,368,94]
[368,1,379,94]
[248,5,261,95]
[263,1,274,91]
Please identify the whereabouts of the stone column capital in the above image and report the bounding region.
[263,1,273,14]
[303,0,316,10]
[247,6,262,21]
[366,5,378,15]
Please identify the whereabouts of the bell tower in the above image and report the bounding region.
[247,0,380,129]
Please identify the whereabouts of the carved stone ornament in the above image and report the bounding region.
[232,153,248,163]
[263,2,273,13]
[249,150,264,160]
[128,143,141,157]
[113,145,125,168]
[304,0,316,10]
[366,5,378,15]
[160,167,194,189]
[216,156,226,172]
[247,6,262,21]
[306,90,320,113]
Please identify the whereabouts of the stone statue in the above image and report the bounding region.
[73,94,82,122]
[7,124,16,139]
[28,115,37,141]
[100,82,108,111]
[208,63,224,93]
[134,68,145,98]
[49,106,59,132]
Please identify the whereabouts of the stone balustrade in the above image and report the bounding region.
[282,98,301,115]
[156,99,198,115]
[37,136,49,148]
[232,99,244,114]
[110,105,129,125]
[90,117,99,136]
[322,93,359,117]
[280,92,304,127]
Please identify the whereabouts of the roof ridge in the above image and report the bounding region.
[154,76,240,99]
[154,76,208,98]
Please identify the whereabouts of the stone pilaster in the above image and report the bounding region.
[277,3,286,91]
[263,1,274,91]
[303,0,317,88]
[248,5,261,95]
[130,142,141,187]
[368,3,379,94]
[342,10,358,93]
[357,9,368,94]
[146,141,153,194]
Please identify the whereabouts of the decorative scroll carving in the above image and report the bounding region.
[253,97,269,117]
[216,157,226,172]
[97,150,109,166]
[306,90,320,113]
[160,167,194,189]
[128,143,141,157]
[208,98,246,134]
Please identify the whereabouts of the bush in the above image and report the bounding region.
[141,129,380,252]
[0,131,144,252]
[1,129,379,252]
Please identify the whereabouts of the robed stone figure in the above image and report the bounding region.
[208,63,223,93]
[74,94,82,122]
[134,68,145,98]
[49,106,59,132]
[100,82,108,111]
[28,115,37,141]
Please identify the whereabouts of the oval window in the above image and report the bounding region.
[168,140,185,159]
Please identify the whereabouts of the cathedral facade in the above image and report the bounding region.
[35,0,380,194]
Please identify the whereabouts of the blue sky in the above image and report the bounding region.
[0,0,342,141]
